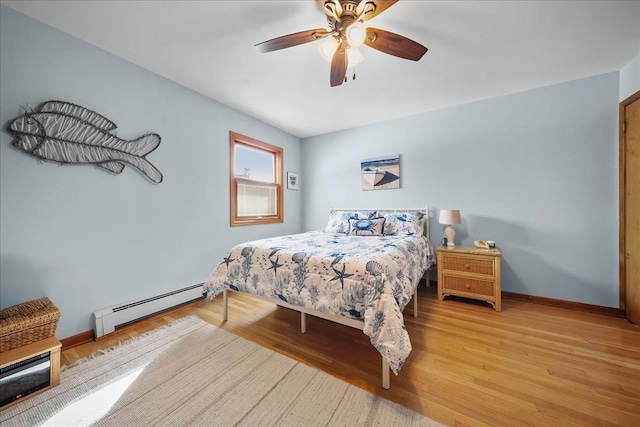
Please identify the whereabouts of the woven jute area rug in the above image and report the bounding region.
[0,316,441,426]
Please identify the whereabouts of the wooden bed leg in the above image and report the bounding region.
[414,285,418,318]
[301,312,307,333]
[223,289,228,322]
[382,358,390,389]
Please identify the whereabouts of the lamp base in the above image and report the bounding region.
[444,225,456,247]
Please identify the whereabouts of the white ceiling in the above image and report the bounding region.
[3,1,639,138]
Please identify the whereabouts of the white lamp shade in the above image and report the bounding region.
[346,22,366,47]
[318,37,338,62]
[438,209,462,225]
[346,47,364,66]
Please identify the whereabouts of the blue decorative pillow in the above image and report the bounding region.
[383,211,426,236]
[348,217,385,236]
[324,210,378,234]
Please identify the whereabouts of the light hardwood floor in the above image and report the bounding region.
[62,286,640,426]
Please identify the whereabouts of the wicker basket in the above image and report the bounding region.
[0,298,60,353]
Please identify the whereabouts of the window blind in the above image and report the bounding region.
[237,183,277,217]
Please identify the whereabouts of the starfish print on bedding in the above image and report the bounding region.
[331,264,354,288]
[222,255,235,268]
[268,256,283,275]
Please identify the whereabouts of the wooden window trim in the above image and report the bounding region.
[229,131,284,226]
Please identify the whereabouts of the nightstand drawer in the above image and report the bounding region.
[442,255,494,275]
[442,275,495,297]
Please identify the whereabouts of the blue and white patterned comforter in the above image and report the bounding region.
[203,231,433,374]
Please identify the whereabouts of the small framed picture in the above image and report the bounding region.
[287,171,299,190]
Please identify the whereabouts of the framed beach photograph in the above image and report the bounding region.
[287,171,299,190]
[361,155,400,190]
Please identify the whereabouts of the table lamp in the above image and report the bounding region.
[438,209,461,247]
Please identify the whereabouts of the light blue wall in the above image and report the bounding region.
[620,53,640,101]
[0,6,303,338]
[302,72,620,308]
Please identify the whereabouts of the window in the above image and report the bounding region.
[230,131,283,226]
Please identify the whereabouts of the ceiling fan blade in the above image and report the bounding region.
[330,41,348,87]
[364,27,427,61]
[255,28,331,53]
[357,0,398,21]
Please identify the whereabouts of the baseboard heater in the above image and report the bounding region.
[93,283,204,338]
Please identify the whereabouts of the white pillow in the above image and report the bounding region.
[383,211,426,236]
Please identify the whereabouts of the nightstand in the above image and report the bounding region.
[437,245,502,311]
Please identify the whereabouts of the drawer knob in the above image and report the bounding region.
[464,264,471,269]
[465,284,471,289]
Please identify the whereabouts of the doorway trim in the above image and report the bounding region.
[619,90,640,310]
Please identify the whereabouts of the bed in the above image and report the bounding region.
[203,208,434,388]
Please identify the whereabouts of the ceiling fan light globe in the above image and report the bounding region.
[318,37,339,62]
[347,47,364,66]
[346,22,366,47]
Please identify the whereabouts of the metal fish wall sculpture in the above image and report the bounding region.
[7,100,163,183]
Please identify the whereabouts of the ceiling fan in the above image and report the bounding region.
[255,0,428,87]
